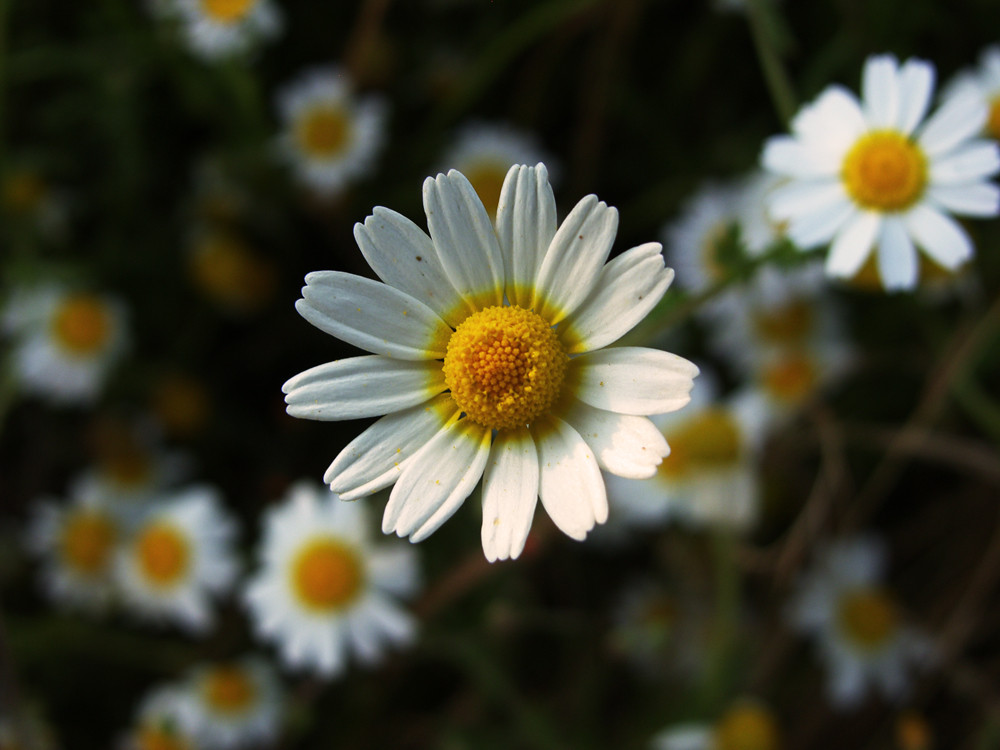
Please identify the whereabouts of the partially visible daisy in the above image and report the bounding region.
[188,228,276,314]
[788,535,931,707]
[763,53,1000,290]
[2,283,128,404]
[439,122,554,218]
[276,67,386,196]
[116,486,239,632]
[652,700,780,750]
[243,482,419,677]
[121,685,197,750]
[177,656,284,749]
[158,0,281,61]
[283,164,697,561]
[942,45,1000,141]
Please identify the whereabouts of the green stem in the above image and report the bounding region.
[699,529,741,710]
[744,0,797,126]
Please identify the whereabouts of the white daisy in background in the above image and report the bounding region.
[652,700,780,750]
[762,53,1000,290]
[116,486,239,632]
[159,0,281,61]
[439,122,554,219]
[243,482,419,677]
[789,535,931,708]
[121,685,197,750]
[2,283,128,405]
[177,656,284,749]
[942,44,1000,142]
[282,163,698,561]
[276,67,386,197]
[24,483,123,612]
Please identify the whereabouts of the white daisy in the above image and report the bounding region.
[188,228,276,314]
[762,53,1000,290]
[282,163,698,561]
[122,685,197,750]
[242,481,419,677]
[276,67,386,196]
[116,486,239,632]
[161,0,281,61]
[177,656,284,749]
[789,535,931,707]
[2,283,127,404]
[942,44,1000,142]
[652,701,780,750]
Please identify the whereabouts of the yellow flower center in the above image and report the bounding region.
[291,538,365,612]
[751,299,814,345]
[51,295,113,356]
[135,523,190,587]
[988,95,1000,141]
[2,172,46,214]
[199,0,256,23]
[659,408,742,480]
[761,351,819,405]
[203,666,256,714]
[190,233,275,312]
[837,587,899,650]
[895,711,933,750]
[154,374,210,437]
[443,305,567,431]
[463,161,509,218]
[713,703,780,750]
[295,107,351,158]
[102,448,153,490]
[61,512,117,575]
[842,130,927,212]
[136,726,191,750]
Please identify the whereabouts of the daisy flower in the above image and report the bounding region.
[276,67,386,197]
[762,53,1000,290]
[122,685,197,750]
[942,44,1000,142]
[116,486,239,632]
[788,535,931,707]
[242,482,419,677]
[159,0,281,61]
[177,656,284,749]
[439,122,554,218]
[652,700,780,750]
[282,163,698,561]
[2,283,127,404]
[188,228,276,314]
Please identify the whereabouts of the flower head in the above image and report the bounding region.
[943,45,1000,142]
[282,164,698,561]
[157,0,281,60]
[762,54,1000,290]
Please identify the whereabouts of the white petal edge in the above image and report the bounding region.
[569,347,699,417]
[767,179,845,223]
[877,217,919,291]
[918,90,988,157]
[926,183,1000,217]
[862,54,901,129]
[761,137,842,179]
[480,428,539,563]
[928,140,1000,185]
[825,210,881,279]
[495,163,557,309]
[904,204,974,270]
[558,397,669,479]
[896,58,935,135]
[789,198,856,250]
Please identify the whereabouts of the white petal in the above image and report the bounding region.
[904,204,974,270]
[561,243,674,354]
[325,394,459,499]
[896,58,935,135]
[495,164,557,309]
[382,419,491,542]
[297,271,452,359]
[767,179,844,222]
[928,140,1000,184]
[825,210,880,279]
[569,347,699,416]
[761,137,841,178]
[559,397,669,479]
[367,545,420,598]
[283,356,445,420]
[423,170,504,313]
[791,86,867,149]
[877,217,919,291]
[480,428,539,562]
[918,90,988,156]
[532,194,619,324]
[862,54,901,129]
[533,415,607,540]
[788,198,856,249]
[926,183,1000,217]
[354,207,468,327]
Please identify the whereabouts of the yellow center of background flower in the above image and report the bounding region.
[988,95,1000,141]
[136,726,191,750]
[660,409,741,479]
[762,351,818,404]
[291,539,364,611]
[837,587,899,649]
[443,305,567,431]
[713,703,780,750]
[51,295,112,355]
[752,299,814,345]
[200,0,255,23]
[2,172,46,214]
[153,374,210,438]
[842,131,927,212]
[463,161,509,218]
[190,232,275,313]
[295,107,351,158]
[203,666,255,713]
[136,524,190,587]
[62,512,117,574]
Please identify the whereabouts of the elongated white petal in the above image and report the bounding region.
[791,86,867,147]
[862,54,901,129]
[480,428,539,562]
[495,164,557,309]
[918,91,988,156]
[532,195,618,324]
[423,170,504,312]
[297,271,452,359]
[926,183,1000,217]
[789,198,855,249]
[325,394,459,499]
[904,205,974,270]
[533,415,607,540]
[762,137,842,178]
[876,218,918,291]
[928,140,1000,184]
[767,179,845,222]
[896,58,935,135]
[382,419,491,542]
[558,397,669,479]
[569,347,699,416]
[561,243,674,354]
[283,356,445,420]
[825,210,880,279]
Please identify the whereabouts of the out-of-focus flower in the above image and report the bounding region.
[152,373,212,439]
[157,0,281,60]
[242,482,419,677]
[763,54,1000,290]
[0,168,69,239]
[2,284,128,405]
[942,45,1000,141]
[276,67,386,197]
[188,229,276,314]
[439,122,554,218]
[282,164,697,560]
[788,536,931,707]
[116,487,239,633]
[895,710,933,750]
[121,685,197,750]
[652,700,781,750]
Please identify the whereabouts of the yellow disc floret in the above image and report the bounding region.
[842,130,927,212]
[203,665,256,714]
[714,703,780,750]
[988,96,1000,141]
[762,351,819,405]
[291,538,364,612]
[135,523,190,588]
[838,587,899,650]
[659,408,742,480]
[51,294,113,356]
[296,107,351,158]
[200,0,256,23]
[752,299,814,346]
[62,512,117,575]
[443,305,567,431]
[136,726,192,750]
